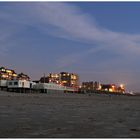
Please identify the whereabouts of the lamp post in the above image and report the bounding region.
[44,73,45,93]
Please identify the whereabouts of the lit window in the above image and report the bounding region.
[6,70,12,73]
[109,88,113,92]
[62,81,67,83]
[13,74,17,77]
[1,69,5,72]
[2,74,8,78]
[105,88,108,91]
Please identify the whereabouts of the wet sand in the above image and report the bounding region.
[0,91,140,138]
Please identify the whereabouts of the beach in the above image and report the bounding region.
[0,91,140,138]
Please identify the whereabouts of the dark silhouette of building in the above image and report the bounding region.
[81,81,101,92]
[40,76,49,83]
[17,73,30,81]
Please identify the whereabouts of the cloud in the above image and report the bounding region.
[1,2,140,54]
[26,2,140,67]
[1,2,140,63]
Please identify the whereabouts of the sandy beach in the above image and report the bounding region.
[0,91,140,138]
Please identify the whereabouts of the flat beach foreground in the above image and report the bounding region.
[0,91,140,138]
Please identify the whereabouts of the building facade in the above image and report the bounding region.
[101,84,117,92]
[81,81,101,92]
[17,73,30,81]
[0,67,17,80]
[39,72,79,89]
[59,72,79,88]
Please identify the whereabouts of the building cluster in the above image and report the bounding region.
[0,66,79,93]
[80,81,125,93]
[0,67,30,81]
[40,72,79,89]
[0,66,31,92]
[0,66,125,94]
[0,67,17,80]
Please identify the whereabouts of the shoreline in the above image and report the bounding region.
[0,89,138,97]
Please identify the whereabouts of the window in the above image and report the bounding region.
[14,82,18,85]
[9,82,12,85]
[22,82,24,87]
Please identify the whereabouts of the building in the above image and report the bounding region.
[59,72,79,88]
[81,81,101,92]
[94,81,101,90]
[0,66,17,89]
[117,84,125,93]
[7,79,35,93]
[81,81,94,92]
[0,66,17,80]
[40,73,60,84]
[101,84,125,93]
[47,73,60,84]
[40,76,49,83]
[38,72,79,92]
[101,84,117,92]
[39,72,79,89]
[33,82,76,93]
[17,73,30,81]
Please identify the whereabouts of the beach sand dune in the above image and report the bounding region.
[0,91,140,138]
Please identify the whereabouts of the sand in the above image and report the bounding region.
[0,91,140,138]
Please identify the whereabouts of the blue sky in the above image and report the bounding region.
[1,2,140,92]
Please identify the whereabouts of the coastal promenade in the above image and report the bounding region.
[0,91,140,138]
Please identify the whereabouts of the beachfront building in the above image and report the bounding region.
[59,72,79,92]
[47,73,60,84]
[100,84,125,93]
[117,84,125,93]
[40,76,49,83]
[40,73,60,84]
[33,82,76,93]
[0,66,17,89]
[7,80,35,93]
[6,72,33,93]
[81,81,94,92]
[17,73,30,81]
[39,72,79,88]
[0,67,17,80]
[39,72,79,92]
[101,84,117,92]
[81,81,101,92]
[59,72,78,87]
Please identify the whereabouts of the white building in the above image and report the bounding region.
[7,80,36,93]
[0,80,8,91]
[6,80,76,93]
[33,82,76,93]
[0,80,7,87]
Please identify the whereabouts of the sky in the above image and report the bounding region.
[1,2,140,92]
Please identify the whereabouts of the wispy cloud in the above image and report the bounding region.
[1,2,140,55]
[25,2,140,67]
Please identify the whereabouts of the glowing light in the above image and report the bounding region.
[105,88,108,91]
[109,88,113,92]
[13,74,17,77]
[120,84,124,89]
[6,70,12,73]
[62,81,67,83]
